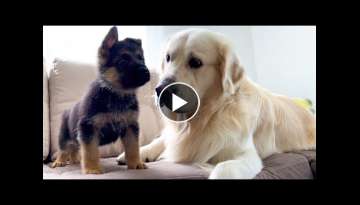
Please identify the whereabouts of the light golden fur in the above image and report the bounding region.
[117,29,316,179]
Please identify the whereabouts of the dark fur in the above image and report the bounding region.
[59,84,139,146]
[53,26,150,171]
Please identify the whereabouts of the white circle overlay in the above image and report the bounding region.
[157,82,200,123]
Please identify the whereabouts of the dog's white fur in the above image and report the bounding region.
[117,29,316,179]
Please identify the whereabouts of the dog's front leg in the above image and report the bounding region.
[117,135,165,165]
[209,147,263,179]
[120,123,147,169]
[80,137,102,174]
[79,119,102,174]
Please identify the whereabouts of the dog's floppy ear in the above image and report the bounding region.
[99,26,118,66]
[218,43,244,95]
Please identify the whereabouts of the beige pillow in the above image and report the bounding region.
[48,59,162,160]
[43,60,50,160]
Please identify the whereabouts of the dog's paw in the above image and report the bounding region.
[69,154,80,164]
[140,148,159,162]
[69,159,80,164]
[208,162,238,179]
[209,160,261,179]
[51,160,67,168]
[117,148,157,166]
[82,167,103,174]
[127,162,147,170]
[116,153,126,165]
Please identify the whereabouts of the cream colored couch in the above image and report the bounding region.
[43,59,316,179]
[42,59,211,179]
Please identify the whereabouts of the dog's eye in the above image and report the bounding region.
[188,57,202,69]
[166,54,170,62]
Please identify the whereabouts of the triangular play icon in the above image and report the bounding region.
[172,93,188,112]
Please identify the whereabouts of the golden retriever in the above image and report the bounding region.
[117,29,316,179]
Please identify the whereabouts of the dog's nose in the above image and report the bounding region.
[155,77,175,97]
[155,86,163,97]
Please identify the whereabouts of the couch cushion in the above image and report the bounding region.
[254,152,314,179]
[136,70,164,146]
[43,151,315,179]
[43,60,50,160]
[291,150,316,177]
[48,59,162,160]
[43,158,208,179]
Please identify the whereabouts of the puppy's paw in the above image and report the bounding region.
[69,154,80,164]
[127,161,147,170]
[83,167,103,174]
[69,159,80,164]
[116,153,126,165]
[51,160,67,168]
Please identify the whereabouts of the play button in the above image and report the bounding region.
[172,93,188,112]
[157,82,200,122]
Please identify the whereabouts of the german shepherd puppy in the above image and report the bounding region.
[51,26,150,174]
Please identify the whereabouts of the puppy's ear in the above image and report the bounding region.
[99,26,118,66]
[218,43,244,95]
[102,26,118,49]
[135,39,142,46]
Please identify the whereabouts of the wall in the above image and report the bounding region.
[43,26,316,105]
[43,26,147,73]
[251,26,316,105]
[148,26,257,80]
[145,26,316,105]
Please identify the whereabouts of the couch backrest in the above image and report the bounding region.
[43,60,50,160]
[47,59,163,160]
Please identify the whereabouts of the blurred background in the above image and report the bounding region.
[43,26,316,106]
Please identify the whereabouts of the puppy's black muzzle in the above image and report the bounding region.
[122,66,150,89]
[136,66,150,84]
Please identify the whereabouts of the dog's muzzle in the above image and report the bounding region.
[155,77,176,97]
[122,66,150,89]
[137,66,150,84]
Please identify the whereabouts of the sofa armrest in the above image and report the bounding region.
[43,59,50,161]
[292,150,316,178]
[255,150,316,179]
